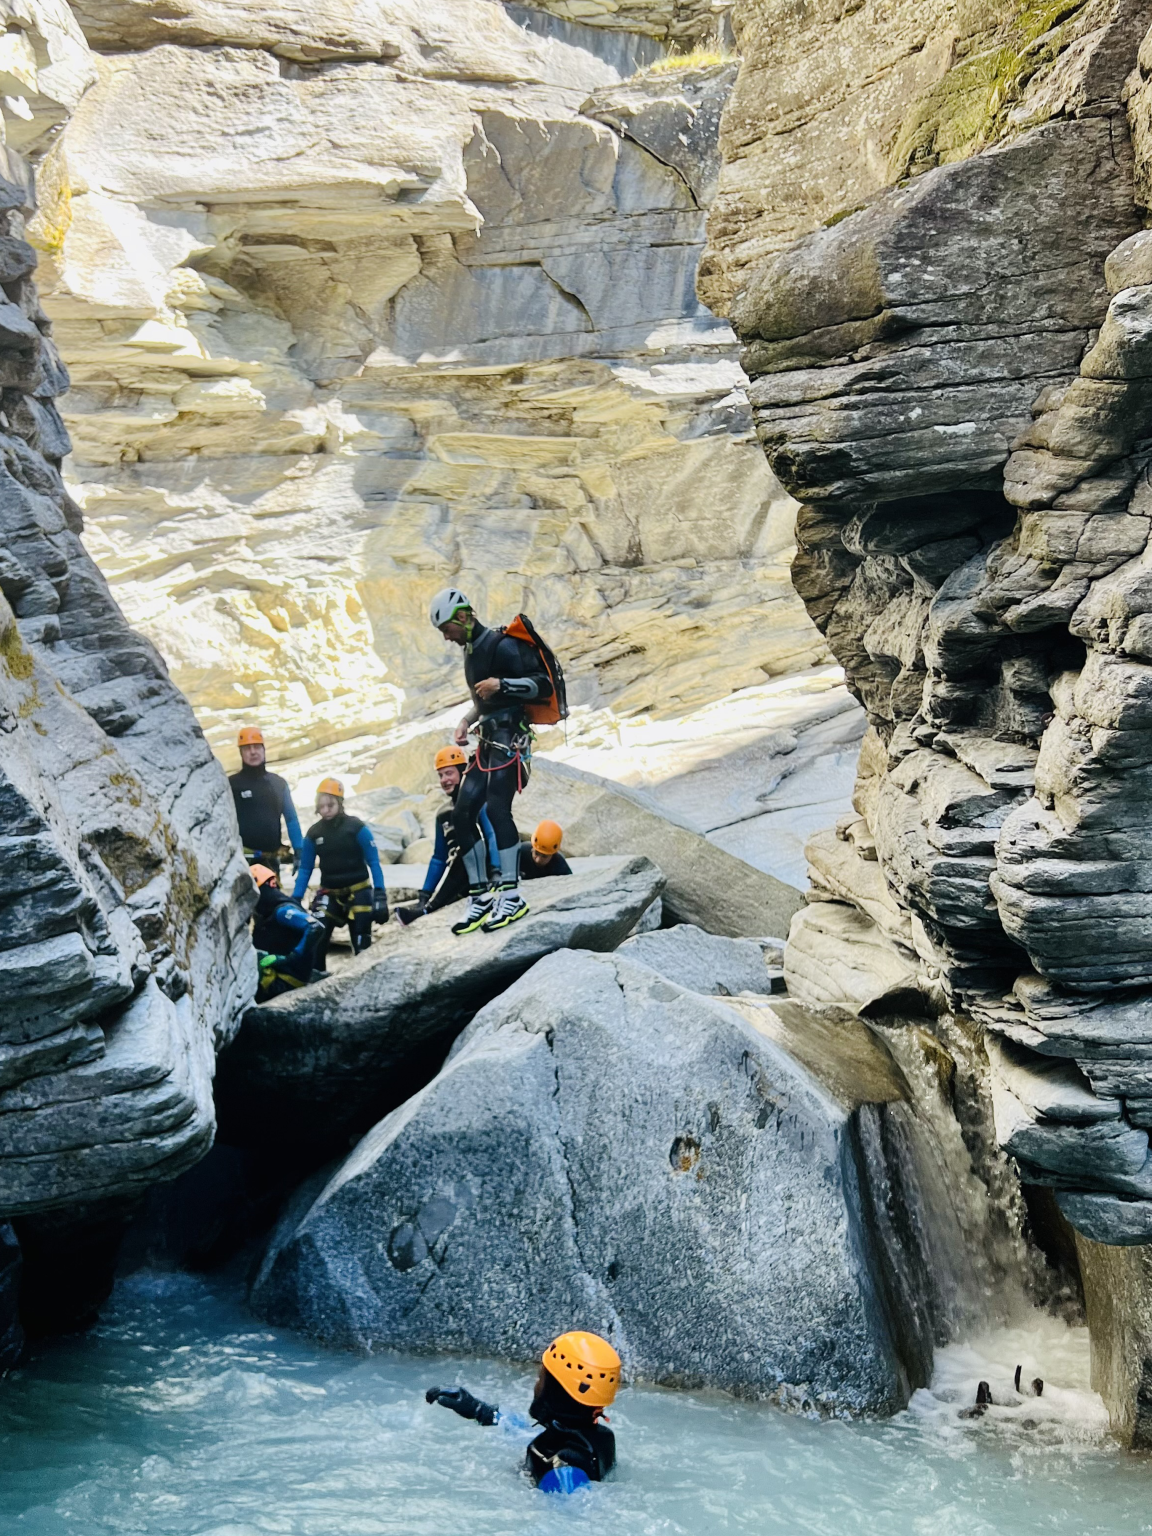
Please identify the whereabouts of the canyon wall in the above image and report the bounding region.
[0,0,252,1333]
[33,0,825,769]
[705,0,1152,1443]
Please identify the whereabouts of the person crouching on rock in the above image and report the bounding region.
[430,587,556,935]
[250,864,325,999]
[395,745,500,926]
[520,819,572,880]
[426,1331,619,1494]
[292,777,388,967]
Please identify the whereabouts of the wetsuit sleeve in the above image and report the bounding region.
[357,824,386,888]
[552,852,572,876]
[424,818,450,897]
[479,806,500,872]
[282,784,303,854]
[292,838,316,901]
[494,634,548,702]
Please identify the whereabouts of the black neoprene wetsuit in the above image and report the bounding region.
[230,764,302,875]
[519,846,572,880]
[454,621,551,858]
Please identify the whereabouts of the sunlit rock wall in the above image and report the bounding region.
[0,0,253,1227]
[33,0,825,767]
[705,0,1152,1442]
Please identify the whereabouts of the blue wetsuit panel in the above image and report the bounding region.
[539,1466,591,1495]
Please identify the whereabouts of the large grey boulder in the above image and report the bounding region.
[216,855,663,1153]
[252,947,961,1413]
[619,923,782,995]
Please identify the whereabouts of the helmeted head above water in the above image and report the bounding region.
[543,1332,620,1408]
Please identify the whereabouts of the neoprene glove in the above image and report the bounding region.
[372,889,389,924]
[425,1386,498,1425]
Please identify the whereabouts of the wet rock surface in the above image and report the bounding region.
[0,10,252,1239]
[216,855,663,1156]
[703,0,1152,1443]
[251,947,966,1412]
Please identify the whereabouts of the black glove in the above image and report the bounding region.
[425,1386,498,1425]
[372,888,389,924]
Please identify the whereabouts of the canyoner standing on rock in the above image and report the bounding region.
[394,745,500,925]
[426,1331,619,1493]
[430,588,566,935]
[230,726,303,879]
[292,777,388,967]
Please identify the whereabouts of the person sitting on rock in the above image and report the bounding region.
[426,1331,619,1494]
[520,819,572,881]
[250,864,325,1000]
[395,745,500,926]
[292,777,388,966]
[430,587,554,935]
[230,725,303,879]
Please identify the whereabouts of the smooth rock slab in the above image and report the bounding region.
[216,855,663,1153]
[252,947,933,1413]
[619,923,783,995]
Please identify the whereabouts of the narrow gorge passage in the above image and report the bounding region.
[5,0,1152,1530]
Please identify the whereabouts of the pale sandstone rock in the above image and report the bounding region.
[28,11,825,766]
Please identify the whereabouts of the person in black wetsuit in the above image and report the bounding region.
[520,819,572,880]
[394,745,500,926]
[291,777,388,967]
[429,588,552,936]
[230,726,303,879]
[249,864,325,999]
[426,1331,620,1495]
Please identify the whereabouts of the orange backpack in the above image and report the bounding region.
[504,614,568,727]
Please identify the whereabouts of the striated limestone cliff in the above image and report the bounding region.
[30,0,825,766]
[706,0,1152,1443]
[0,0,252,1330]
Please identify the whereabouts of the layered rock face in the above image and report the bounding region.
[706,0,1152,1441]
[0,0,252,1316]
[34,0,823,765]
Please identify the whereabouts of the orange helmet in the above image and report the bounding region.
[435,745,467,771]
[316,776,344,799]
[250,863,277,888]
[532,819,563,857]
[543,1331,620,1408]
[237,726,264,747]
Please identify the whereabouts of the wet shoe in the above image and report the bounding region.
[452,890,495,935]
[482,889,529,932]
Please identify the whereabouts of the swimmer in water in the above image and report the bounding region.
[425,1331,620,1493]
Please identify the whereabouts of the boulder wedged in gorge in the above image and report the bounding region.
[216,856,663,1156]
[252,947,980,1412]
[37,1,825,763]
[704,0,1152,1443]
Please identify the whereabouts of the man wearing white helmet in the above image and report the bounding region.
[429,588,552,933]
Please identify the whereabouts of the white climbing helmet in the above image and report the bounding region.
[429,587,471,629]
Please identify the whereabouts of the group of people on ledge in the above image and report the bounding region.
[230,590,571,1000]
